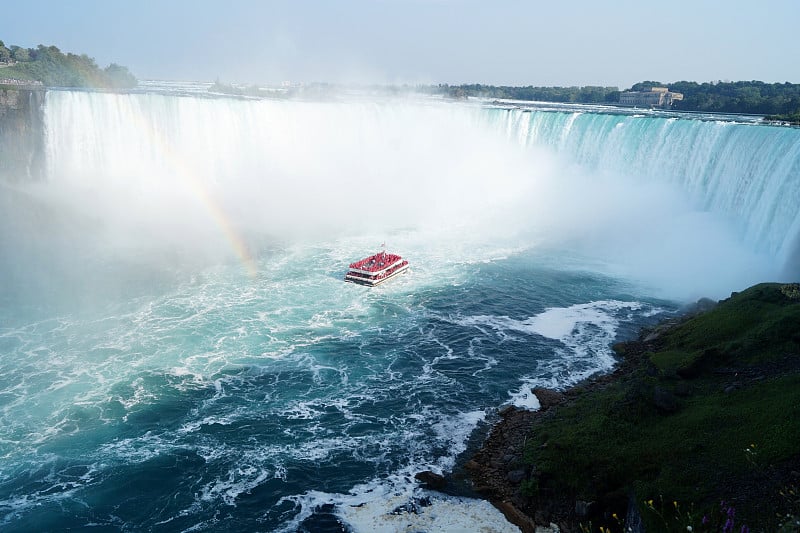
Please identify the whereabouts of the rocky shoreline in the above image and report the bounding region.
[442,285,800,532]
[450,303,716,532]
[461,383,635,531]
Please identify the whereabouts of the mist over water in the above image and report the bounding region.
[33,91,797,300]
[0,89,798,531]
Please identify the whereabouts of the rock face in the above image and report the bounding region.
[414,470,447,491]
[464,406,543,532]
[532,388,565,411]
[0,86,46,182]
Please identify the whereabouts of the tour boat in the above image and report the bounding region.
[345,250,410,286]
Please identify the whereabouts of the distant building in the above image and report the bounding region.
[619,87,683,108]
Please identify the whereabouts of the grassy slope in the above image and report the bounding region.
[0,64,38,81]
[523,283,800,531]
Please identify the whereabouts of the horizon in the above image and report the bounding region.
[3,0,799,88]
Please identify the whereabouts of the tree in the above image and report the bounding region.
[0,42,11,63]
[104,63,137,88]
[10,46,30,62]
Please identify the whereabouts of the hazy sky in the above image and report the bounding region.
[3,0,799,88]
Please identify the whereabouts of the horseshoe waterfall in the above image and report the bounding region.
[0,88,798,532]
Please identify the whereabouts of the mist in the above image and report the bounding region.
[4,91,784,306]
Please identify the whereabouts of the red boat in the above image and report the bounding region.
[345,250,410,286]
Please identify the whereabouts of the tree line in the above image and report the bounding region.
[426,83,621,104]
[631,80,800,122]
[428,81,800,122]
[0,40,136,89]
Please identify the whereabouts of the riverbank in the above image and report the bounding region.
[459,283,800,532]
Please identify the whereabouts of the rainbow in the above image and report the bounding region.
[124,102,259,279]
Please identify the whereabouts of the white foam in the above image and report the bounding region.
[454,300,657,408]
[508,385,541,410]
[340,491,521,533]
[278,474,520,533]
[199,464,271,506]
[430,410,486,470]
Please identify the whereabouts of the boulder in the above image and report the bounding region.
[506,469,526,483]
[414,470,447,491]
[532,388,565,411]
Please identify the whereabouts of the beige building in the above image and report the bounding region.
[619,87,683,108]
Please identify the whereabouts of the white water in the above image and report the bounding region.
[37,90,797,300]
[491,108,800,269]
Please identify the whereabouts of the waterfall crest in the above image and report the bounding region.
[490,108,800,268]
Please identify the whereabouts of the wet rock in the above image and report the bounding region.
[464,459,481,471]
[532,388,565,411]
[499,404,517,417]
[496,501,537,533]
[506,469,526,483]
[414,470,447,491]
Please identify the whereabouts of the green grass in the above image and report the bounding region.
[523,283,800,529]
[0,65,37,80]
[659,284,800,365]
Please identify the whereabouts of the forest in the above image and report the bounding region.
[431,81,800,121]
[0,40,136,89]
[632,80,800,121]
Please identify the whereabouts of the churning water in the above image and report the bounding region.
[0,89,797,531]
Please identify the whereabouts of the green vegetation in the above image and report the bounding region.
[523,283,800,531]
[426,84,621,104]
[631,80,800,122]
[0,40,136,88]
[423,80,800,122]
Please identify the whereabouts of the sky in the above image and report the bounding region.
[2,0,799,88]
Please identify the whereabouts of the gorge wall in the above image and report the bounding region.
[0,86,45,182]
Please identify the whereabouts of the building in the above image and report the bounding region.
[619,87,683,108]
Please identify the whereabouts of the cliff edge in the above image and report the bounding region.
[0,85,45,182]
[465,283,800,532]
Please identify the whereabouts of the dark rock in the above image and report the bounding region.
[534,510,549,525]
[496,501,537,533]
[0,87,46,182]
[499,404,516,417]
[533,387,565,411]
[414,470,447,491]
[506,469,526,483]
[653,386,678,412]
[464,459,481,471]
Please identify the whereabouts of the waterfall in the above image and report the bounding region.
[489,108,800,271]
[39,90,800,279]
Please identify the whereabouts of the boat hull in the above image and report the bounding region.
[345,262,410,286]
